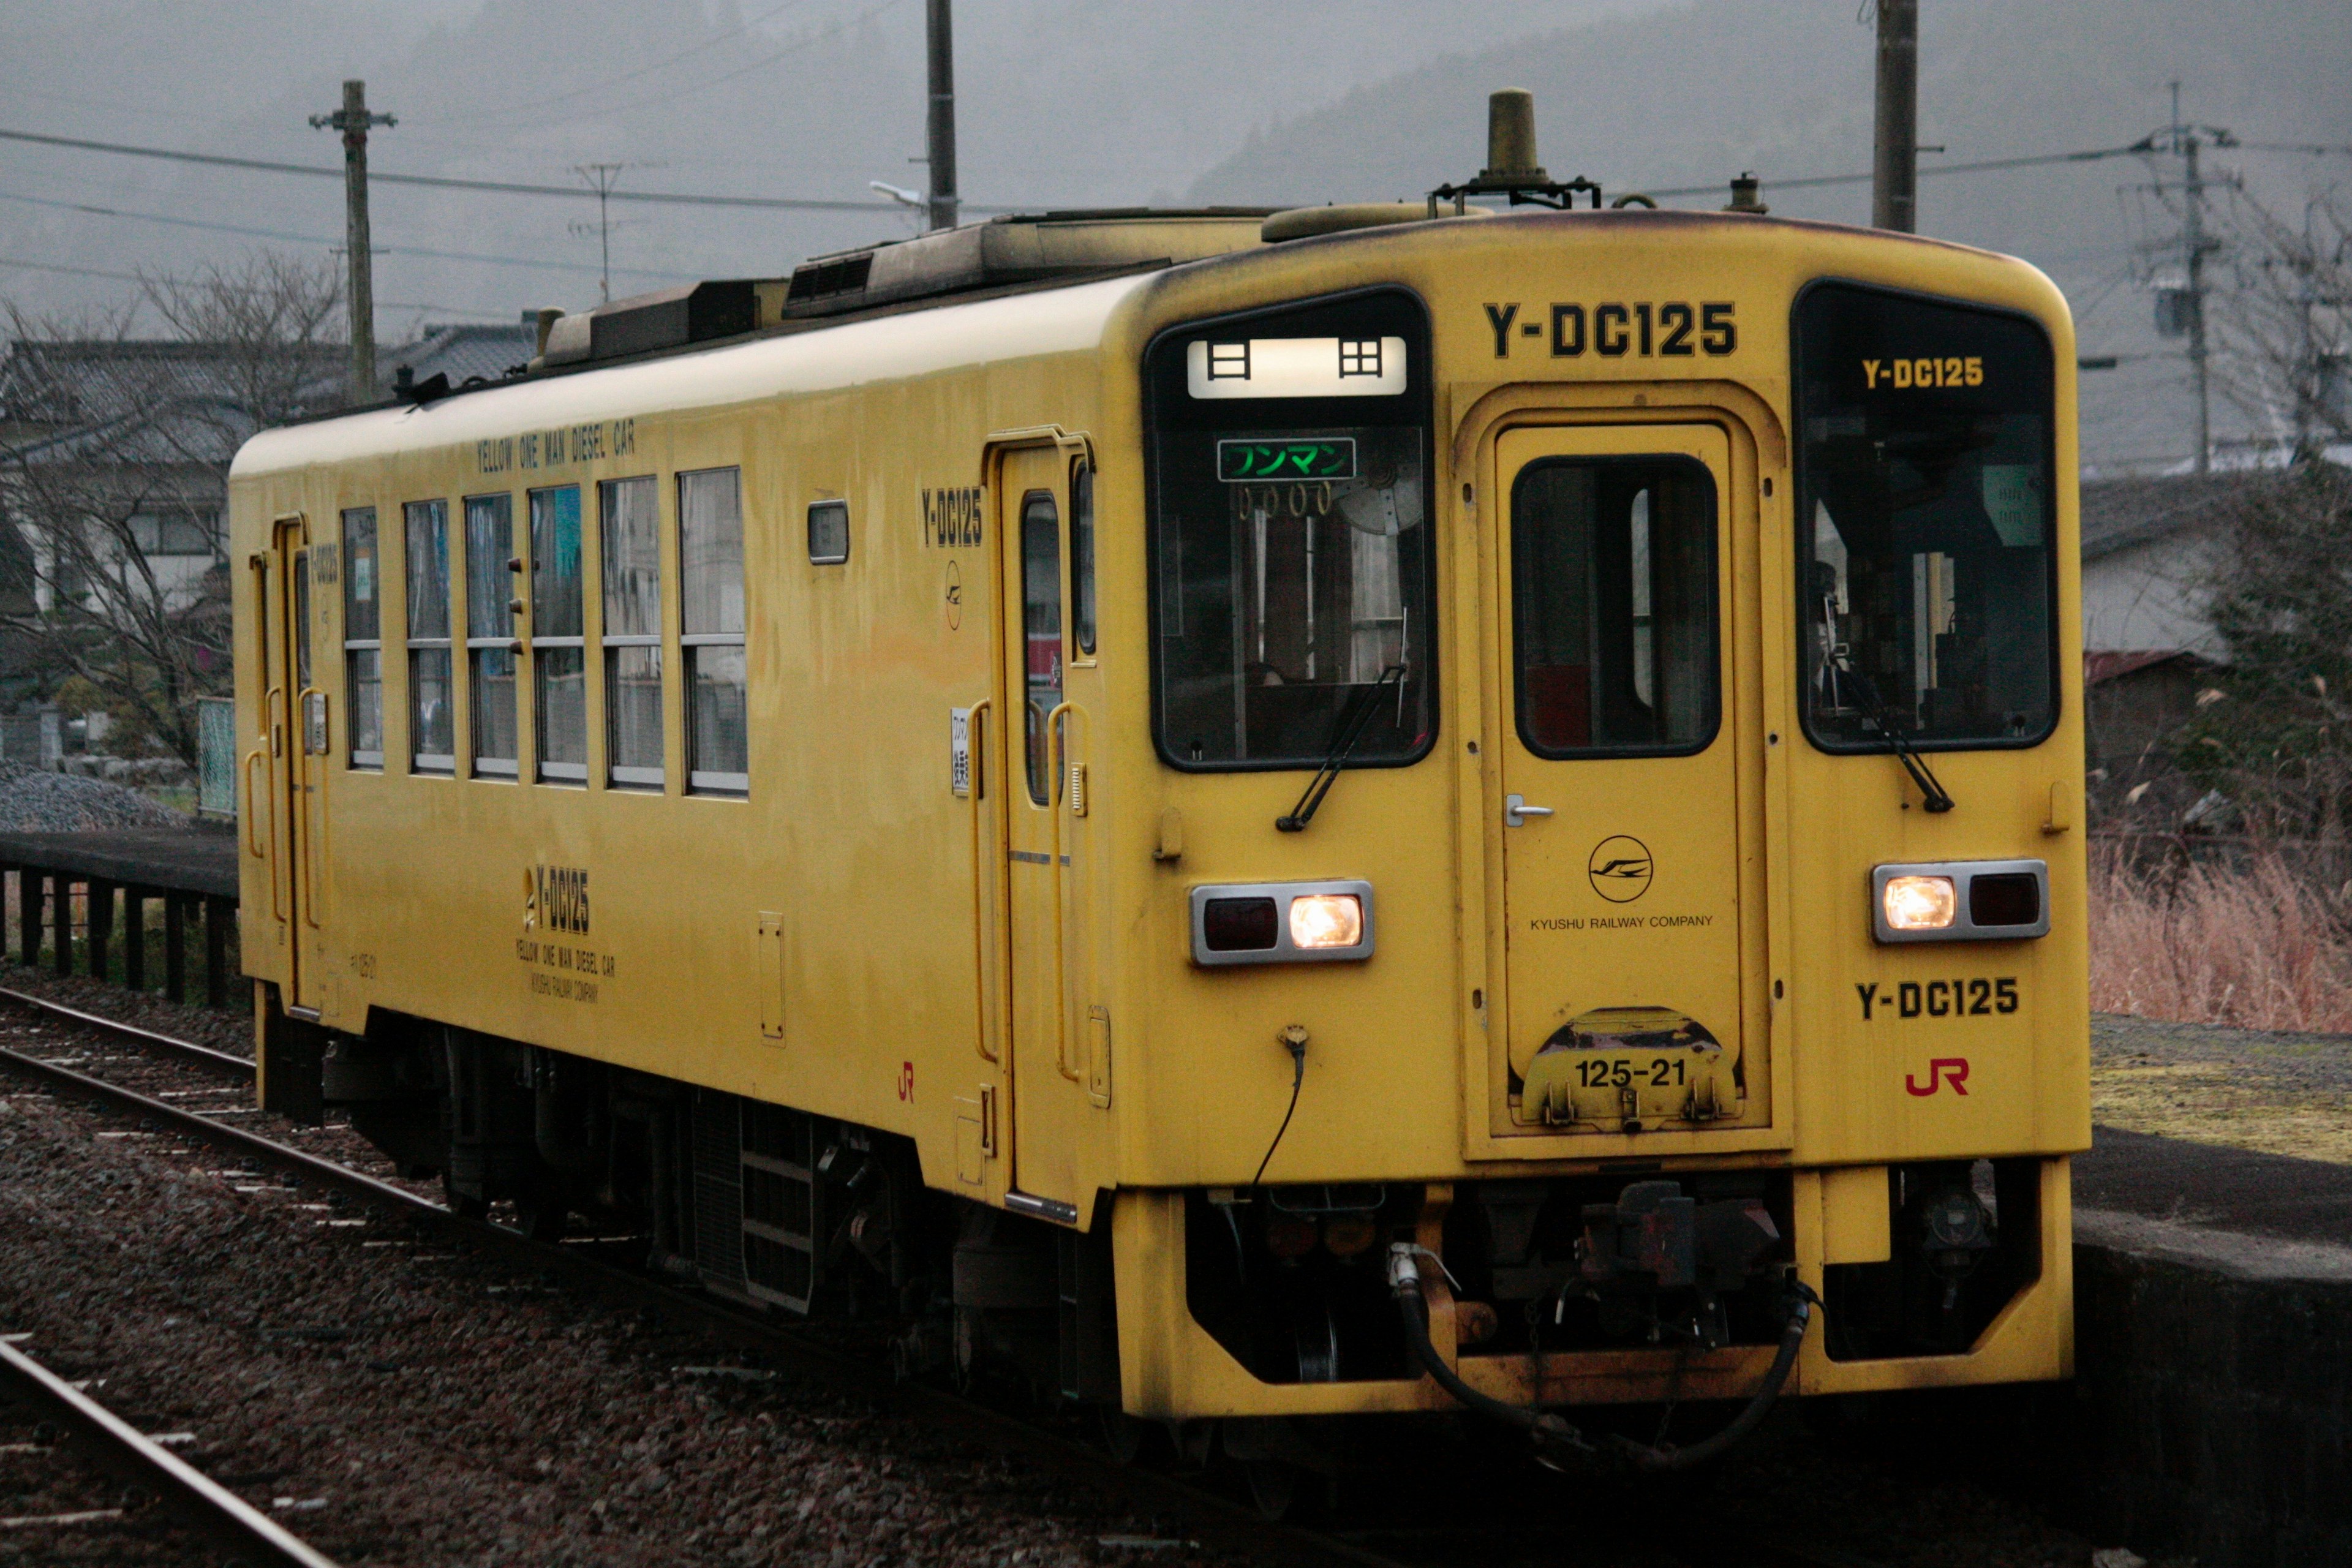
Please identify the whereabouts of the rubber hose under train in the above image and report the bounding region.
[1385,1243,1817,1472]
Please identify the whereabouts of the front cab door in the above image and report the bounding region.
[1488,422,1767,1144]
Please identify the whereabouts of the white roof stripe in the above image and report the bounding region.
[231,272,1149,478]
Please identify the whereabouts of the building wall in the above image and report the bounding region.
[2081,526,2223,657]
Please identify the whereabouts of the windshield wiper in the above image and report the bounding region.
[1276,665,1406,833]
[1830,655,1956,813]
[1814,576,1953,813]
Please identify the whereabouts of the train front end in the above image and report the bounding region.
[1096,205,2086,1434]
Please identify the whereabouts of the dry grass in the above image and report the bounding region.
[2089,846,2352,1032]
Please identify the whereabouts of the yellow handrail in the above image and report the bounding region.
[965,698,999,1064]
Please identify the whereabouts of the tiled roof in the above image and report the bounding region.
[381,322,536,393]
[2079,475,2245,562]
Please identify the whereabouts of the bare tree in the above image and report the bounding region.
[2211,187,2351,462]
[0,252,344,767]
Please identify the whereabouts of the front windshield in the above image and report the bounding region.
[1795,283,2057,750]
[1147,292,1435,769]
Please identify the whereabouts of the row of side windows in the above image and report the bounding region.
[338,467,747,794]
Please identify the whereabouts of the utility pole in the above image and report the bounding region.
[575,164,625,302]
[309,80,395,405]
[925,0,958,232]
[2179,86,2212,475]
[1870,0,1918,233]
[2138,83,2232,474]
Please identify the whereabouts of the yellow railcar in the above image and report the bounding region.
[230,102,2085,1476]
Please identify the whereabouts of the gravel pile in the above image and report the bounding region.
[0,763,192,834]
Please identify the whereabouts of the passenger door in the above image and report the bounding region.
[1488,423,1763,1140]
[255,516,328,1013]
[990,443,1098,1223]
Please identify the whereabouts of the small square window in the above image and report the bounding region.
[807,499,850,565]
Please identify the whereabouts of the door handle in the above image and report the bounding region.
[1504,793,1555,828]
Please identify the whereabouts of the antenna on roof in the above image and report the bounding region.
[1428,90,1604,216]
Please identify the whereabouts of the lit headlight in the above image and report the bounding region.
[1882,875,1957,932]
[1871,861,2051,944]
[1288,894,1363,950]
[1189,881,1376,966]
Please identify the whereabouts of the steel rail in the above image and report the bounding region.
[0,1334,344,1568]
[0,1005,1899,1568]
[0,1037,1387,1568]
[0,984,254,1079]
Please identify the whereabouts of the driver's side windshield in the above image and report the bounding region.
[1795,284,2056,750]
[1146,293,1435,769]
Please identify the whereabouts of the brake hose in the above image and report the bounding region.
[1388,1244,1820,1472]
[1387,1246,1594,1464]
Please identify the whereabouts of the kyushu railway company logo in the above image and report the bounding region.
[1587,836,1653,903]
[523,864,590,935]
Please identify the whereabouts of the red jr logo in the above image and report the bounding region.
[1905,1057,1970,1097]
[897,1060,915,1102]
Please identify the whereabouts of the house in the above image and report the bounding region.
[0,337,344,614]
[2078,475,2244,661]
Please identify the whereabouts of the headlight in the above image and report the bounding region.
[1189,881,1376,965]
[1287,894,1363,950]
[1882,875,1957,932]
[1870,861,2051,943]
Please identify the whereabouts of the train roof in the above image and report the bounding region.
[229,268,1156,479]
[232,203,2049,481]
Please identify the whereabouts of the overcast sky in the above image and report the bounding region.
[3,0,2345,470]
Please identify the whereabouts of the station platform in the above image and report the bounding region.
[2067,1125,2352,1567]
[0,827,239,901]
[0,827,239,1003]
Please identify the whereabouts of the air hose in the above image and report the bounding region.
[1387,1243,1820,1473]
[1388,1246,1595,1464]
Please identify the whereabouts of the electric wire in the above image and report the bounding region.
[0,189,695,282]
[432,0,820,124]
[437,0,914,129]
[0,124,1023,214]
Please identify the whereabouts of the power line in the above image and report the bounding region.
[0,252,497,317]
[0,189,695,282]
[1645,142,2149,200]
[456,0,917,129]
[0,124,1022,214]
[433,0,818,124]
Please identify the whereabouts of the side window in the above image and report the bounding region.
[600,475,663,788]
[1020,490,1063,804]
[1070,461,1096,655]
[465,493,517,777]
[807,499,849,565]
[404,499,454,773]
[679,467,747,793]
[1511,456,1719,756]
[531,486,586,783]
[342,506,382,768]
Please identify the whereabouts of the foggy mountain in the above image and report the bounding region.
[4,0,2345,469]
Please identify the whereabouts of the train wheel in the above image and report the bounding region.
[1095,1408,1156,1466]
[441,1172,488,1221]
[1245,1459,1300,1522]
[510,1193,568,1243]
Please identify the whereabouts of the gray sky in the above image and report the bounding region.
[3,0,2345,470]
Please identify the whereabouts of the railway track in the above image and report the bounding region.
[0,985,1904,1568]
[0,1330,342,1568]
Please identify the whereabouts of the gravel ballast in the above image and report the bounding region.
[0,1037,1239,1567]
